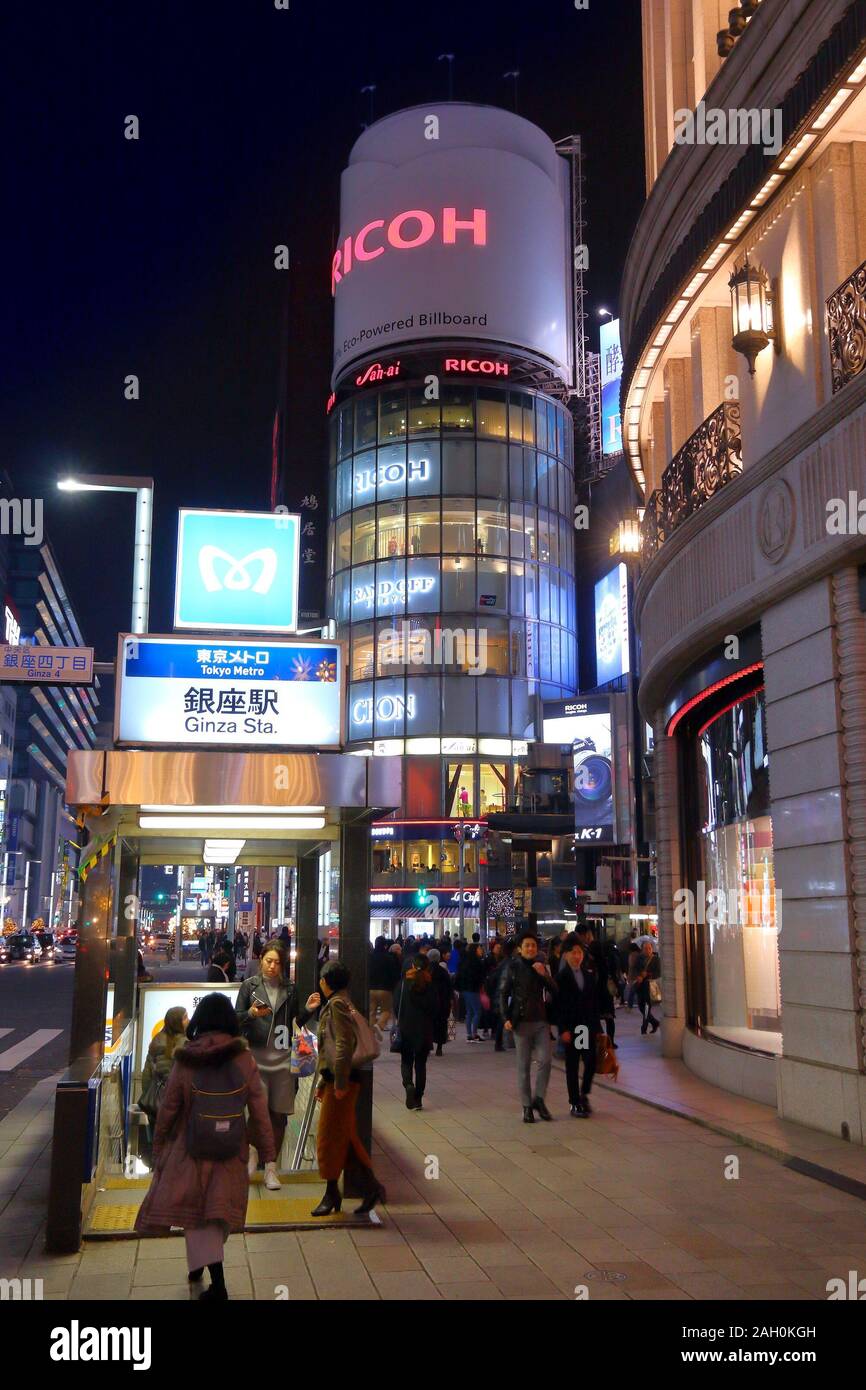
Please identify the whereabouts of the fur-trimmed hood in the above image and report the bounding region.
[172,1032,248,1067]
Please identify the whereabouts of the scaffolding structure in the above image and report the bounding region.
[555,134,588,401]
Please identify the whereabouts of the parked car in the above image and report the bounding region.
[34,931,60,962]
[1,932,42,963]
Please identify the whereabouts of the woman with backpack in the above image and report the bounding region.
[235,940,320,1190]
[312,959,386,1218]
[134,993,274,1301]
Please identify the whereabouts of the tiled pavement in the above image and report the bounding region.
[4,1009,866,1300]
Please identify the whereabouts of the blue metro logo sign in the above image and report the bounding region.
[174,509,301,633]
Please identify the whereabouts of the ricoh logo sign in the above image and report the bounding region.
[332,207,487,295]
[174,509,300,633]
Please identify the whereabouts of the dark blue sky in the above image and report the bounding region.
[3,0,643,659]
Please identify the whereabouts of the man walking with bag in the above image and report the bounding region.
[499,929,557,1122]
[555,935,601,1117]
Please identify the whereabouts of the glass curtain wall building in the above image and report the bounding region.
[325,102,579,933]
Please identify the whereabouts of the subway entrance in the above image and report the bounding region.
[45,746,400,1251]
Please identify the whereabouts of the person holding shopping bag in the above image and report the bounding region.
[235,941,320,1189]
[311,959,385,1217]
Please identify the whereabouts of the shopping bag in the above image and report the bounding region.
[595,1023,619,1080]
[290,1024,318,1077]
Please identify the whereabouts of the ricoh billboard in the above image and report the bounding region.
[331,104,573,386]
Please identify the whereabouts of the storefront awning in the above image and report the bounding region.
[370,904,479,919]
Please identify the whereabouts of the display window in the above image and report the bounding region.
[352,508,376,565]
[476,390,508,439]
[377,500,406,559]
[690,687,781,1054]
[407,499,440,554]
[447,762,475,817]
[480,763,507,814]
[379,387,407,441]
[351,623,375,680]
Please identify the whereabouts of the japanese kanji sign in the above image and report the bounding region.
[115,634,342,748]
[0,644,94,684]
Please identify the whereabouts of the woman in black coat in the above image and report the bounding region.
[392,955,437,1110]
[426,949,454,1057]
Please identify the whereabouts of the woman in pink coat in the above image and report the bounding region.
[134,992,274,1300]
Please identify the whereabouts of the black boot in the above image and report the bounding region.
[354,1169,387,1216]
[522,1106,535,1123]
[532,1097,553,1121]
[200,1262,228,1301]
[311,1180,342,1217]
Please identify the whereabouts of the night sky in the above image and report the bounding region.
[3,0,644,661]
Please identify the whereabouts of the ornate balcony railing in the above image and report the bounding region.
[641,400,742,561]
[827,258,866,394]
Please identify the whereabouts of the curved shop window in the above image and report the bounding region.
[690,687,781,1055]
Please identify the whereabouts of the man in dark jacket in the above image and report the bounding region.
[368,935,401,1031]
[555,935,601,1117]
[499,930,557,1122]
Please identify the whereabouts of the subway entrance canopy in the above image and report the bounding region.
[48,742,401,1252]
[44,524,403,1249]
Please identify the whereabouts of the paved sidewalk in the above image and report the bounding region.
[3,1014,866,1299]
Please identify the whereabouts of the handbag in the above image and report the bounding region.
[137,1072,166,1121]
[649,978,662,1004]
[595,1023,619,1080]
[289,1023,318,1077]
[390,976,408,1053]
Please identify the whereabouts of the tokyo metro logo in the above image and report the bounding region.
[174,509,300,633]
[198,546,278,595]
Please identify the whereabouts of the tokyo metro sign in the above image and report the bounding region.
[174,509,301,633]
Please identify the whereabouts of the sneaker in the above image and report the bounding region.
[569,1104,581,1117]
[412,1100,423,1111]
[580,1096,593,1116]
[405,1083,417,1110]
[247,1145,259,1180]
[264,1163,282,1191]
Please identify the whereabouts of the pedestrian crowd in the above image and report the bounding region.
[132,916,658,1301]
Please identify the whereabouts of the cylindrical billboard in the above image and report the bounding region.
[331,103,573,387]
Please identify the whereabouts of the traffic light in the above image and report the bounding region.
[155,892,166,902]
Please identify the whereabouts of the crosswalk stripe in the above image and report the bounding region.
[0,1028,63,1071]
[0,1028,11,1043]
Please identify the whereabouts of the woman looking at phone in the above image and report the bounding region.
[235,942,320,1189]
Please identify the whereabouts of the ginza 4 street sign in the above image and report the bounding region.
[0,644,94,684]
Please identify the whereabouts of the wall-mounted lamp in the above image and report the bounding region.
[610,518,643,557]
[728,256,780,375]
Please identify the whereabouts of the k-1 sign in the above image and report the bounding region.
[116,635,343,748]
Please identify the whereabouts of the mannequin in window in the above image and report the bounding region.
[459,786,470,817]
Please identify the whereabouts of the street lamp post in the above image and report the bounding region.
[23,858,42,929]
[57,474,154,634]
